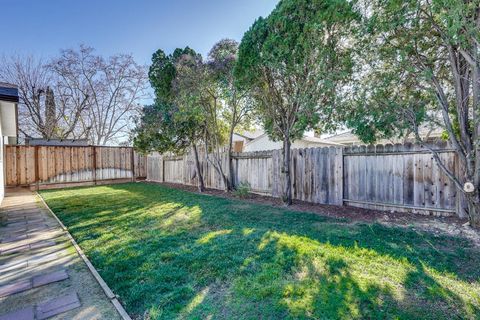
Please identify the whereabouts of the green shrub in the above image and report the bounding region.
[233,181,251,198]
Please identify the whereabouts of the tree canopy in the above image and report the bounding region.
[134,47,205,155]
[236,0,358,203]
[344,0,480,225]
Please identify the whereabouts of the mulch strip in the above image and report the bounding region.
[148,181,467,227]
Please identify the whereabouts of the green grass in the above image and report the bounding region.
[40,183,480,319]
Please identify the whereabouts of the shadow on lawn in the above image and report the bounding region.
[41,183,480,320]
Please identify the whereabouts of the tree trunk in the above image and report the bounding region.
[44,87,56,138]
[283,137,292,205]
[466,192,480,228]
[217,157,229,192]
[192,144,205,192]
[471,53,480,228]
[226,126,235,191]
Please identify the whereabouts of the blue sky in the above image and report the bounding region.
[0,0,278,64]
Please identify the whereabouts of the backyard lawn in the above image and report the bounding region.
[40,183,480,319]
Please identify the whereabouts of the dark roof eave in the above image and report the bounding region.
[0,94,19,103]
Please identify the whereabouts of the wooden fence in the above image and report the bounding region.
[146,142,464,217]
[5,145,147,189]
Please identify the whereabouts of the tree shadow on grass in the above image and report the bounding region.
[40,183,480,319]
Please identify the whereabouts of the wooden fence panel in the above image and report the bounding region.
[145,142,459,216]
[134,153,147,178]
[234,151,273,194]
[4,145,145,188]
[343,143,457,215]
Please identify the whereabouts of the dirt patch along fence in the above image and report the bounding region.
[5,145,147,189]
[146,141,466,217]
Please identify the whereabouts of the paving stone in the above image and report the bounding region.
[29,252,59,265]
[36,292,81,320]
[4,216,27,223]
[5,217,45,225]
[0,306,35,320]
[25,222,49,229]
[26,218,46,224]
[4,215,40,222]
[26,225,51,233]
[1,225,28,233]
[5,220,28,227]
[1,234,23,241]
[27,228,60,238]
[0,279,32,297]
[5,213,40,219]
[0,240,56,255]
[0,244,29,255]
[3,205,38,210]
[4,209,39,216]
[0,260,28,273]
[33,269,68,287]
[30,240,57,250]
[0,234,28,244]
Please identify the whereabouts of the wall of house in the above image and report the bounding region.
[0,101,17,137]
[0,100,17,202]
[0,109,4,202]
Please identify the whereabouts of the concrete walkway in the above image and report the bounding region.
[0,188,121,320]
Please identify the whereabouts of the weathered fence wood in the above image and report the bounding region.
[4,145,146,189]
[343,142,457,216]
[146,142,460,217]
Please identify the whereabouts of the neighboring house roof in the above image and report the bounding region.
[322,131,360,144]
[301,135,344,146]
[234,129,264,140]
[232,132,254,141]
[244,133,344,151]
[0,82,19,103]
[323,126,445,145]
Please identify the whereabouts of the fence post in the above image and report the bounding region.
[92,146,97,185]
[131,148,136,182]
[162,156,165,182]
[16,145,20,187]
[34,146,39,191]
[336,147,344,206]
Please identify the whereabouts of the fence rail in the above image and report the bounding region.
[5,145,146,189]
[146,142,464,217]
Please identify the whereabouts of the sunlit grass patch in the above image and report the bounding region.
[41,183,480,320]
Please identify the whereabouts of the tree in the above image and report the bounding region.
[236,0,357,204]
[0,47,147,145]
[134,48,206,191]
[50,45,148,145]
[345,0,480,227]
[0,55,88,139]
[207,39,253,190]
[171,46,232,191]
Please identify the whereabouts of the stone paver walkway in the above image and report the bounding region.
[0,188,121,320]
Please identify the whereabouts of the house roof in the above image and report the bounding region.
[244,133,344,149]
[0,82,19,103]
[324,126,445,144]
[301,136,344,146]
[322,131,359,143]
[234,129,264,140]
